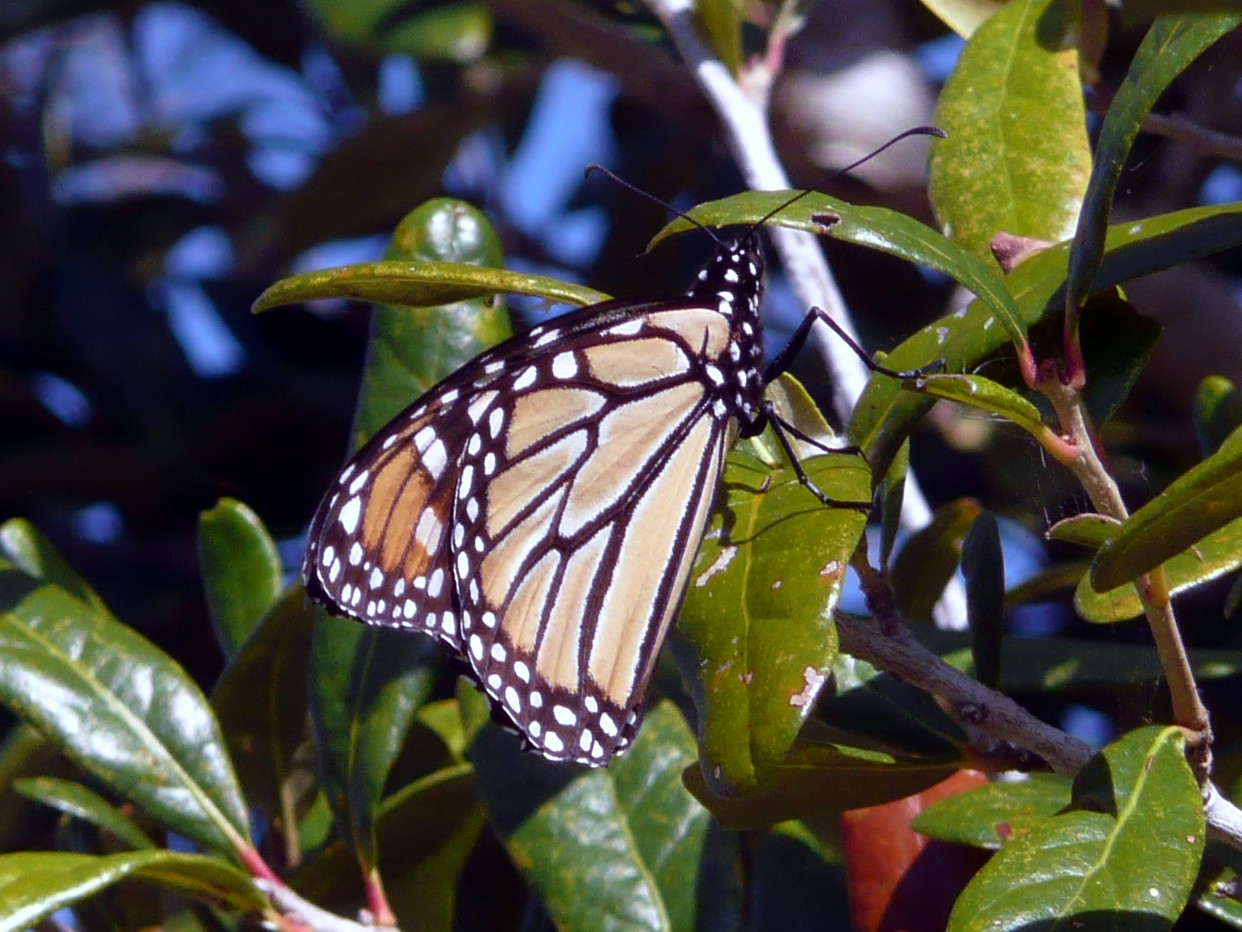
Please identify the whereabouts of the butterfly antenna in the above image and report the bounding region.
[584,163,725,248]
[745,125,947,241]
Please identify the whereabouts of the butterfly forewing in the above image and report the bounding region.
[448,312,736,763]
[303,236,768,767]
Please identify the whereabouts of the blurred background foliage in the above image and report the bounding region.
[3,0,1242,893]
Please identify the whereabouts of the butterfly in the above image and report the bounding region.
[300,189,927,766]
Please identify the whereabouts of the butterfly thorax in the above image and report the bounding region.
[686,237,767,426]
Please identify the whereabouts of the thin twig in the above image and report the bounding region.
[1041,375,1212,778]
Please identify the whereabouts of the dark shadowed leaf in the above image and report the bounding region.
[473,701,710,932]
[15,777,154,850]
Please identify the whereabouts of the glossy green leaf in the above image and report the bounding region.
[675,441,869,795]
[1076,514,1242,623]
[0,524,251,856]
[309,199,509,871]
[891,498,981,623]
[197,498,284,657]
[1091,427,1242,591]
[0,850,265,932]
[473,701,709,932]
[1047,513,1120,549]
[911,773,1072,849]
[962,512,1004,689]
[929,0,1090,262]
[1194,376,1242,457]
[684,739,962,832]
[211,582,315,829]
[1067,13,1241,314]
[15,777,154,850]
[948,726,1204,930]
[252,260,607,316]
[850,200,1242,481]
[290,763,483,932]
[905,372,1056,443]
[661,190,1028,354]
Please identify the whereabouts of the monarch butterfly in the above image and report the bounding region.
[302,177,931,766]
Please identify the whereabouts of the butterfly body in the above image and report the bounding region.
[305,238,767,765]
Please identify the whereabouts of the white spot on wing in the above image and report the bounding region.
[338,497,361,533]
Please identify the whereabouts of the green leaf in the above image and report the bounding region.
[0,519,111,618]
[684,739,962,832]
[911,773,1072,849]
[473,701,710,932]
[948,726,1204,930]
[1067,13,1241,313]
[311,620,439,872]
[378,2,492,63]
[0,850,265,932]
[210,582,315,832]
[197,498,284,657]
[1194,376,1242,457]
[905,372,1055,442]
[0,525,251,856]
[1076,515,1242,623]
[675,439,869,794]
[962,512,1004,690]
[1047,513,1120,549]
[1091,426,1242,591]
[849,200,1242,481]
[252,260,608,316]
[308,199,510,872]
[1074,292,1162,427]
[290,763,484,932]
[929,0,1090,262]
[662,190,1029,355]
[15,777,154,850]
[303,0,491,63]
[891,498,982,623]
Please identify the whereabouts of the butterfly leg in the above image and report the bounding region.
[764,306,945,385]
[758,400,872,513]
